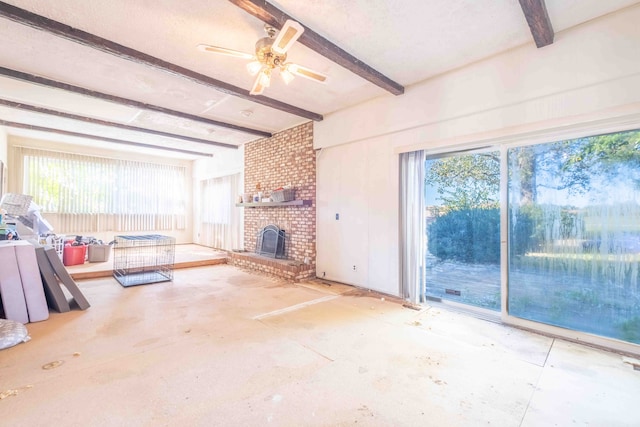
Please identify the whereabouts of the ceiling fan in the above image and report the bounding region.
[197,19,328,95]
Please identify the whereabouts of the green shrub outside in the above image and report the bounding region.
[427,208,500,264]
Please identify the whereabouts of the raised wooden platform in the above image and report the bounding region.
[64,244,314,282]
[65,244,228,280]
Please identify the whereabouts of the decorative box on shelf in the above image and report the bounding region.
[270,188,295,202]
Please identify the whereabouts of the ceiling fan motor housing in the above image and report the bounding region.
[255,37,287,68]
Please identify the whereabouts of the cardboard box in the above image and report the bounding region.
[88,244,111,262]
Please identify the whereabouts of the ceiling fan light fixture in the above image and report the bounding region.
[280,68,295,85]
[246,60,262,76]
[198,19,326,95]
[258,68,271,88]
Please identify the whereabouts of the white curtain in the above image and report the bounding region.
[199,173,242,250]
[400,150,425,303]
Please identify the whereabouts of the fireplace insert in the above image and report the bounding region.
[256,224,286,258]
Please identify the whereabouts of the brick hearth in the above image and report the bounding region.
[228,251,314,281]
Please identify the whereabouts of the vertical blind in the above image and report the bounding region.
[14,147,187,233]
[199,173,242,250]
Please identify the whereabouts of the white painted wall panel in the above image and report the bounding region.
[317,135,400,295]
[366,137,399,295]
[317,141,369,286]
[316,146,341,280]
[338,142,369,285]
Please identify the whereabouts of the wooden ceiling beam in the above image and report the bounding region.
[0,120,213,157]
[0,67,270,139]
[0,1,323,121]
[228,0,405,96]
[518,0,554,48]
[0,98,238,150]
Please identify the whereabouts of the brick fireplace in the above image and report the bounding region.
[228,122,316,281]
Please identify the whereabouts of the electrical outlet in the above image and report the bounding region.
[353,265,357,271]
[322,271,326,278]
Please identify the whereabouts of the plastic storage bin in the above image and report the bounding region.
[45,235,65,260]
[88,244,111,262]
[63,244,87,266]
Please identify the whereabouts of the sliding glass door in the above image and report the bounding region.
[424,149,501,311]
[420,128,640,346]
[508,131,640,344]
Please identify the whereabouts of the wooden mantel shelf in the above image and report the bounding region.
[236,200,312,208]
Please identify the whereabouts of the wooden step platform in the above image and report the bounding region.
[64,244,228,280]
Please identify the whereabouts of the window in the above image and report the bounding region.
[508,130,640,343]
[15,147,187,233]
[424,149,501,311]
[416,127,640,347]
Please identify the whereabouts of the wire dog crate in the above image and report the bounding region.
[112,235,176,287]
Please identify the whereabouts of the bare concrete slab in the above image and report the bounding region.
[1,264,639,426]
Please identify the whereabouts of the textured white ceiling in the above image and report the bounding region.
[0,0,639,158]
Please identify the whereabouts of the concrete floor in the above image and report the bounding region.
[1,264,640,426]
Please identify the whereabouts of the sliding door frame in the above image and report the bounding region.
[419,113,640,356]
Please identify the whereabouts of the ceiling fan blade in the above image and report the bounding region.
[287,63,328,83]
[197,44,254,60]
[272,19,304,54]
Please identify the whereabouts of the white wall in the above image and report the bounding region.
[0,127,7,199]
[316,137,398,293]
[316,5,640,296]
[0,127,7,196]
[0,127,7,166]
[192,146,243,181]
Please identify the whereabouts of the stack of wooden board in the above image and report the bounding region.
[0,241,90,323]
[0,241,49,323]
[35,246,90,313]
